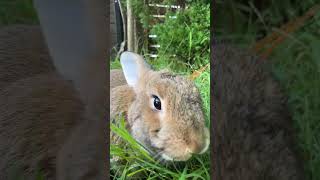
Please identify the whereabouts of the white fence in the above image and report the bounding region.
[147,2,183,59]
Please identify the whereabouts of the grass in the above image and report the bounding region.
[216,1,320,179]
[0,0,38,26]
[110,116,210,179]
[110,58,210,179]
[270,18,320,179]
[110,58,122,69]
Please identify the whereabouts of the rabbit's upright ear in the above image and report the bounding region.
[120,51,150,87]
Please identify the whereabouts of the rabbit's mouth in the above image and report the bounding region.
[150,146,193,162]
[154,152,193,165]
[160,153,174,161]
[160,153,192,162]
[144,144,175,162]
[145,139,201,162]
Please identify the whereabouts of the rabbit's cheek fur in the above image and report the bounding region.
[127,100,148,145]
[127,93,160,148]
[146,111,208,161]
[130,119,149,145]
[159,127,209,161]
[145,77,210,161]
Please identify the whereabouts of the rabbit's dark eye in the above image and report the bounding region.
[152,128,161,134]
[152,95,161,110]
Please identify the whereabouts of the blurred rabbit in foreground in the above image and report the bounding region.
[212,44,304,180]
[0,23,106,180]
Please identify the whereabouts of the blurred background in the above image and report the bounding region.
[215,1,320,180]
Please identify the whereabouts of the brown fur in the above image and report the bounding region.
[110,55,209,162]
[110,69,127,89]
[0,25,106,179]
[0,73,84,179]
[212,44,304,179]
[0,25,55,89]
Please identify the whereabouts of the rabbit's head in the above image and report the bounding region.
[120,52,210,162]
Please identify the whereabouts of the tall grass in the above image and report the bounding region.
[271,17,320,179]
[110,114,210,179]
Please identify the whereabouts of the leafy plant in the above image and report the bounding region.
[151,2,210,72]
[0,0,38,25]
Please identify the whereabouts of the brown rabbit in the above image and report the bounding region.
[0,25,107,180]
[0,25,55,89]
[110,52,210,162]
[212,44,304,180]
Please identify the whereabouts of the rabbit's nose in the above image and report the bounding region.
[188,140,203,154]
[189,128,210,154]
[199,135,210,154]
[189,139,209,155]
[198,128,210,154]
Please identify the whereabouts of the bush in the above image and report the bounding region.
[151,2,210,72]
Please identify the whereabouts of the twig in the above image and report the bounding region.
[189,63,210,80]
[115,41,126,60]
[250,4,320,59]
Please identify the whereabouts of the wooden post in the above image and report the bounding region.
[118,0,126,44]
[133,17,138,53]
[127,0,134,51]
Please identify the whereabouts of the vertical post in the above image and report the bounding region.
[133,17,138,53]
[127,0,134,51]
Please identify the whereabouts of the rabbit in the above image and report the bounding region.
[0,25,107,180]
[212,43,304,180]
[110,52,210,162]
[0,25,55,89]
